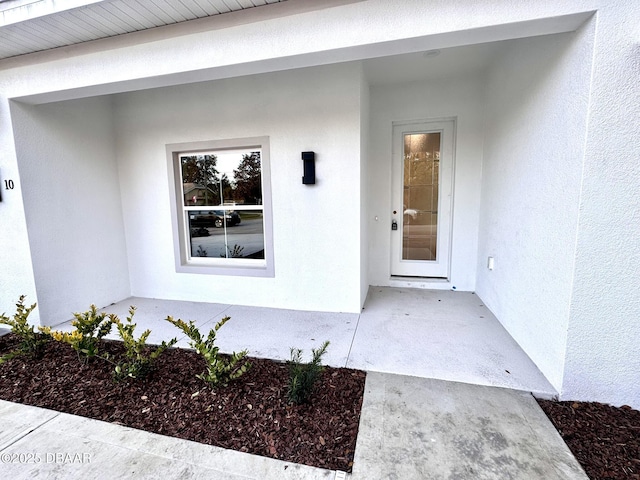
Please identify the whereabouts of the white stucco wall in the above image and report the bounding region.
[0,0,596,320]
[0,0,637,408]
[0,99,39,322]
[562,1,640,409]
[114,63,364,312]
[10,96,130,325]
[359,70,371,307]
[476,27,594,391]
[367,74,485,290]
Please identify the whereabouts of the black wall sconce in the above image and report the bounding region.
[301,151,315,185]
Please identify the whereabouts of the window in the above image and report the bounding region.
[167,137,274,277]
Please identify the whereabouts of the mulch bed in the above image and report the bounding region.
[0,334,366,472]
[537,399,640,480]
[2,334,638,478]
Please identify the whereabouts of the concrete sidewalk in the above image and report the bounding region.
[0,373,587,479]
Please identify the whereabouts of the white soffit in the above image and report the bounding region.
[0,0,287,60]
[363,42,504,86]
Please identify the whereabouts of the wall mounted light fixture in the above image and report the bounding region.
[302,151,315,184]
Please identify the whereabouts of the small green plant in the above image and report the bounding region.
[0,296,47,363]
[40,304,114,363]
[165,315,250,387]
[109,306,177,381]
[196,245,208,257]
[287,340,330,404]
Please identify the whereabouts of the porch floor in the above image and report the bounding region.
[55,287,555,397]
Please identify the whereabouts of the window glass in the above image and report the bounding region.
[178,149,265,265]
[180,151,262,206]
[402,132,440,261]
[187,209,264,259]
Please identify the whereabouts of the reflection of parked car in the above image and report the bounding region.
[228,211,241,225]
[190,211,240,228]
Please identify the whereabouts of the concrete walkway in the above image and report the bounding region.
[0,288,587,478]
[353,373,587,480]
[0,373,587,479]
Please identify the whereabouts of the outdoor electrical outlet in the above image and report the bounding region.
[488,256,495,270]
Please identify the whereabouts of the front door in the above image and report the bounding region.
[390,119,455,278]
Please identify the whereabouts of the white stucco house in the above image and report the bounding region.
[0,0,638,409]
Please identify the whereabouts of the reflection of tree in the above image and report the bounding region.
[220,173,234,204]
[233,152,262,205]
[181,154,220,204]
[182,151,262,206]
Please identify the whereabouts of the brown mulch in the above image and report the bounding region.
[2,334,638,478]
[0,334,366,472]
[537,399,640,480]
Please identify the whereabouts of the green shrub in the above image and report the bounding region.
[0,295,47,362]
[287,340,330,404]
[40,304,114,363]
[166,315,250,387]
[109,306,177,380]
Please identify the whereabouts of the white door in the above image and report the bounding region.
[390,119,455,278]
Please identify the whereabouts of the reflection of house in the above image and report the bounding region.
[182,183,216,206]
[1,1,638,410]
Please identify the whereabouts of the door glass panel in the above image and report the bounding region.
[402,132,441,261]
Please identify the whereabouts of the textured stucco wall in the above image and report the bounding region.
[10,97,130,325]
[476,27,594,391]
[562,2,640,408]
[360,69,371,307]
[113,63,364,312]
[0,0,598,319]
[0,98,39,322]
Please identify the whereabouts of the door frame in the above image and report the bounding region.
[390,117,456,279]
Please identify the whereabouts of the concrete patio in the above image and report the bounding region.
[52,286,556,397]
[0,287,585,479]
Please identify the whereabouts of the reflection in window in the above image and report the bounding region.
[188,210,264,259]
[178,149,264,264]
[402,132,440,261]
[180,151,262,207]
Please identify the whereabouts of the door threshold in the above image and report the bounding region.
[389,276,454,290]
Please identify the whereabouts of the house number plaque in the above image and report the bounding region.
[1,174,15,201]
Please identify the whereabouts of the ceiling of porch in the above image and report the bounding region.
[0,0,287,60]
[362,41,505,86]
